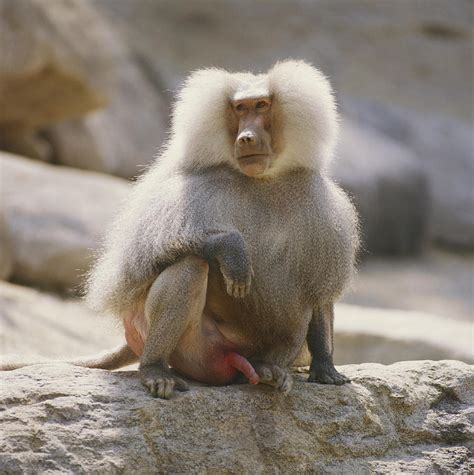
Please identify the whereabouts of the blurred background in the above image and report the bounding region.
[0,0,472,366]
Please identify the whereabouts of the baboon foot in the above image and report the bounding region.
[139,365,189,399]
[254,363,293,393]
[308,363,350,385]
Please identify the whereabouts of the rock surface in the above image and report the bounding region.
[0,281,121,359]
[0,210,13,281]
[46,59,168,178]
[335,304,473,365]
[332,119,429,255]
[342,99,474,249]
[0,152,128,293]
[342,247,474,323]
[0,0,114,129]
[96,0,474,122]
[0,361,472,473]
[45,7,168,178]
[0,0,168,176]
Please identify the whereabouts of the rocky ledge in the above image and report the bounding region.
[1,360,472,473]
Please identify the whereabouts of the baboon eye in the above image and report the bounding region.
[256,101,268,109]
[235,103,246,112]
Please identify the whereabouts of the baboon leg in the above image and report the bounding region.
[307,302,350,385]
[139,255,209,399]
[201,231,253,298]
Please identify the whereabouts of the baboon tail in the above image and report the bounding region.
[0,344,139,371]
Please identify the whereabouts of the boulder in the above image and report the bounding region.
[0,281,121,358]
[0,361,472,473]
[332,119,429,256]
[0,0,115,129]
[341,247,474,323]
[45,18,168,178]
[342,99,474,249]
[0,129,53,163]
[0,152,128,293]
[0,0,167,177]
[0,210,13,281]
[334,304,473,365]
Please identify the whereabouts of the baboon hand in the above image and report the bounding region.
[221,264,253,298]
[254,363,293,394]
[203,230,253,298]
[139,364,189,399]
[308,363,350,386]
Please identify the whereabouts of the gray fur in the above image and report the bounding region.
[87,166,358,325]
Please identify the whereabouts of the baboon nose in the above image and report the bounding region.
[237,132,256,146]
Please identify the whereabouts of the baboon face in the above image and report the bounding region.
[229,95,273,177]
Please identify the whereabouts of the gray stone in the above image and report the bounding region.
[342,99,474,249]
[334,304,473,365]
[0,0,116,129]
[0,0,168,177]
[46,16,168,178]
[96,0,473,122]
[0,152,128,293]
[0,361,472,473]
[0,281,121,359]
[341,247,474,323]
[332,119,429,255]
[0,210,13,281]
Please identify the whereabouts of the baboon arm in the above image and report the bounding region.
[307,303,350,385]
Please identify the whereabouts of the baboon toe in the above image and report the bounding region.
[140,366,189,399]
[308,365,350,386]
[255,363,293,393]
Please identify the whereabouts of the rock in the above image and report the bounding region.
[96,0,473,122]
[0,0,115,129]
[332,119,429,255]
[0,0,168,177]
[0,361,472,473]
[342,247,474,323]
[46,16,168,178]
[0,210,13,281]
[0,281,122,359]
[342,99,474,249]
[0,152,128,293]
[334,304,473,365]
[0,128,53,162]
